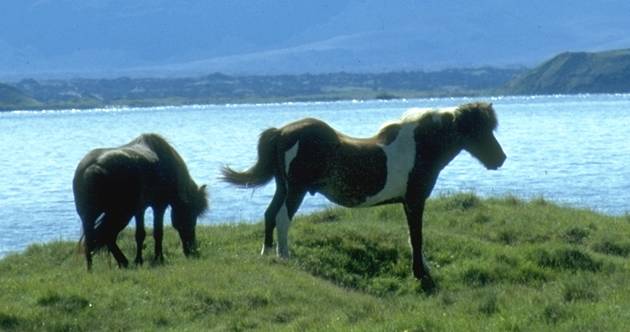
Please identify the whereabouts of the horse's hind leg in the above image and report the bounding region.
[262,183,286,255]
[107,241,129,268]
[275,184,306,258]
[79,211,102,271]
[134,212,146,265]
[100,213,130,268]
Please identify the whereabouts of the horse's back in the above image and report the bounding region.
[279,118,338,145]
[73,142,163,215]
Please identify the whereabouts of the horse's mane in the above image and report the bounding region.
[452,102,498,134]
[378,102,497,138]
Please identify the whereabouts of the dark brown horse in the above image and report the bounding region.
[73,133,208,270]
[221,102,505,289]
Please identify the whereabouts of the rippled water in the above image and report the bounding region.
[1,94,629,256]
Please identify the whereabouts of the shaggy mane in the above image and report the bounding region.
[377,102,497,137]
[453,102,498,131]
[377,106,454,135]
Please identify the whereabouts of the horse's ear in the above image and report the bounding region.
[199,184,208,196]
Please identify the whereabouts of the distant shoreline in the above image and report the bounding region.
[0,68,521,112]
[1,91,484,112]
[6,91,630,113]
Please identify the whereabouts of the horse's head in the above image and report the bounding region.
[172,184,208,256]
[455,102,506,170]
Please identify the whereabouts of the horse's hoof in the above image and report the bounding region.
[260,245,274,256]
[153,256,165,264]
[419,275,437,293]
[276,250,290,259]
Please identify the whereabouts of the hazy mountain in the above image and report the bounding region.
[0,83,40,110]
[504,48,630,94]
[1,0,630,78]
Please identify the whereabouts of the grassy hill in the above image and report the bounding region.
[0,83,40,110]
[1,194,629,331]
[504,48,630,95]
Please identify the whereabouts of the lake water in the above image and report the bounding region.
[1,94,629,257]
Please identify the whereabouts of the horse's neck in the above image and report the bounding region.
[416,132,463,170]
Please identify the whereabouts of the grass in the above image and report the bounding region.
[1,193,630,331]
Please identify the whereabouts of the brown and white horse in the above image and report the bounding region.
[221,102,505,288]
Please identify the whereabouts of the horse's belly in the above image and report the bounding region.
[318,189,365,208]
[358,178,407,207]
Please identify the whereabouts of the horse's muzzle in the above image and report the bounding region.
[487,152,507,170]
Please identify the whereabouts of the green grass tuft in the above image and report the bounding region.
[592,238,630,257]
[37,293,91,313]
[441,192,482,210]
[562,226,590,244]
[562,275,599,302]
[0,312,20,330]
[530,247,602,272]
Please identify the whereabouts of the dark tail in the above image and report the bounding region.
[221,127,280,188]
[80,212,108,253]
[74,164,110,255]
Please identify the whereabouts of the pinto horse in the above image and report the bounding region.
[221,102,505,288]
[73,133,208,270]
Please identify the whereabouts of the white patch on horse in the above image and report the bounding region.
[361,122,417,206]
[284,141,300,174]
[275,203,290,258]
[273,142,300,258]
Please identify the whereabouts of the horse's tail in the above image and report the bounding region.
[221,127,280,188]
[79,212,109,252]
[74,163,110,254]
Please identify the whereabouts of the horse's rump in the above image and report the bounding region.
[221,127,281,188]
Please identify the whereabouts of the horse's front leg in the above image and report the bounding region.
[403,200,435,290]
[134,212,146,265]
[153,206,166,263]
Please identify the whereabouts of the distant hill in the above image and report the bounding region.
[0,83,40,110]
[504,49,630,94]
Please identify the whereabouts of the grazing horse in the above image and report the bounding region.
[73,133,208,270]
[221,102,505,288]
